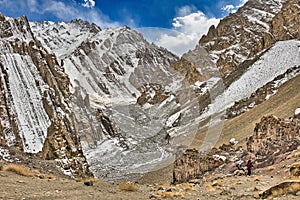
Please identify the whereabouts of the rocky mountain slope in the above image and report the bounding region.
[195,0,300,78]
[172,0,300,148]
[30,19,206,181]
[174,0,300,96]
[0,12,204,180]
[0,13,91,177]
[175,112,300,182]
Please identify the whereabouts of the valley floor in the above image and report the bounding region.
[1,157,300,200]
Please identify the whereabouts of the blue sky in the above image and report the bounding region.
[0,0,248,55]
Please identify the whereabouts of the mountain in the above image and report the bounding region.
[0,13,92,177]
[152,0,299,187]
[0,0,299,184]
[194,0,299,78]
[171,0,300,190]
[1,14,203,180]
[174,0,299,131]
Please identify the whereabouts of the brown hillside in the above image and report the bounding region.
[139,74,300,185]
[192,73,300,149]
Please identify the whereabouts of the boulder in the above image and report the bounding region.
[290,162,300,177]
[259,180,300,199]
[247,115,300,168]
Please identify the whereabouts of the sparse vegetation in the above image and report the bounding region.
[2,164,56,179]
[2,164,34,177]
[117,182,138,192]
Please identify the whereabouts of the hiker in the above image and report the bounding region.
[235,161,245,171]
[245,160,254,176]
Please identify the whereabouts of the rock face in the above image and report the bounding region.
[1,13,200,180]
[173,149,223,183]
[0,14,91,177]
[270,0,300,41]
[184,0,300,79]
[172,145,249,183]
[290,162,300,177]
[169,0,300,131]
[173,114,300,184]
[247,115,300,168]
[0,11,200,180]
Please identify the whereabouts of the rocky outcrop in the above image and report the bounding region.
[0,14,92,178]
[0,13,34,39]
[95,109,128,149]
[170,58,204,85]
[247,115,300,168]
[42,117,92,177]
[172,146,248,183]
[0,62,22,149]
[290,162,300,177]
[137,83,170,105]
[270,0,300,41]
[173,149,223,184]
[258,180,300,199]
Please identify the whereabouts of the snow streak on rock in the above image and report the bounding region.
[1,14,92,178]
[204,40,300,117]
[1,53,50,153]
[0,15,50,153]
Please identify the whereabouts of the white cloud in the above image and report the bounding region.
[44,1,79,19]
[172,11,219,36]
[27,0,39,12]
[175,5,197,17]
[43,0,118,28]
[0,0,27,12]
[85,9,120,28]
[7,0,118,28]
[221,5,235,12]
[0,0,118,28]
[156,32,197,56]
[222,0,249,14]
[140,10,220,56]
[82,0,95,8]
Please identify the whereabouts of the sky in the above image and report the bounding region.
[0,0,248,55]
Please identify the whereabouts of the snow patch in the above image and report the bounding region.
[0,147,13,162]
[205,40,300,117]
[166,112,181,127]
